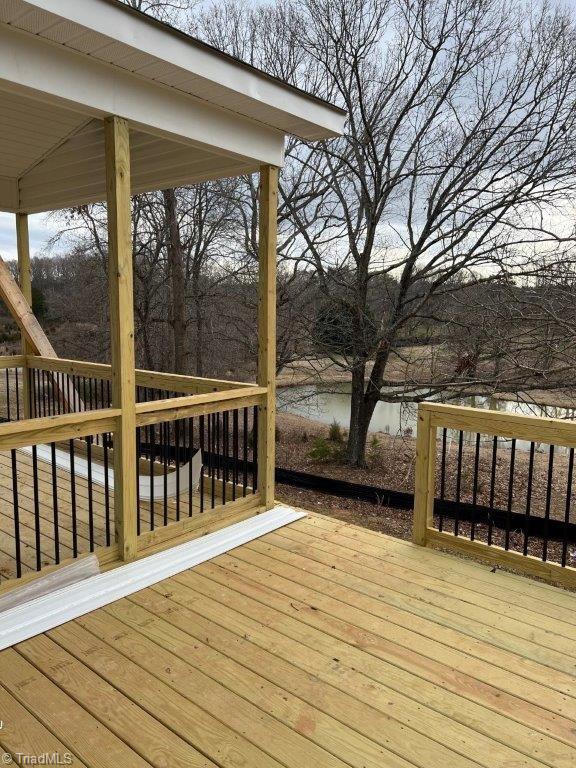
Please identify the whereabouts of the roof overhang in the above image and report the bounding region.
[0,0,345,214]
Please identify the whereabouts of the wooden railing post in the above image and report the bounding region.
[413,406,436,546]
[16,213,33,418]
[105,115,137,561]
[257,165,279,509]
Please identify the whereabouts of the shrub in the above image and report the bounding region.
[328,420,345,444]
[308,436,345,462]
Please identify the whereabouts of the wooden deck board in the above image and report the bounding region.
[0,513,575,767]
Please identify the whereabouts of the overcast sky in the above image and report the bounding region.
[0,211,64,262]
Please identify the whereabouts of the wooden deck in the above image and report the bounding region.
[1,512,575,767]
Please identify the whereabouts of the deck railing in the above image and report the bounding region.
[413,402,576,587]
[0,354,265,585]
[0,408,119,583]
[0,355,25,422]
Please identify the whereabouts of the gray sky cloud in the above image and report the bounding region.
[0,212,61,261]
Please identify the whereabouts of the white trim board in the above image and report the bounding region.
[0,506,306,650]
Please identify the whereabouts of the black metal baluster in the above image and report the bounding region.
[56,372,62,415]
[87,438,94,551]
[505,439,516,550]
[136,426,142,536]
[51,442,60,564]
[232,409,238,502]
[253,406,258,494]
[163,419,169,526]
[150,422,156,531]
[82,376,88,414]
[243,407,248,496]
[66,373,72,414]
[523,442,535,556]
[542,444,554,562]
[188,417,193,518]
[11,450,21,578]
[223,411,229,505]
[175,418,181,522]
[40,370,45,416]
[471,433,481,541]
[104,431,111,546]
[199,415,205,514]
[33,368,39,417]
[5,369,11,421]
[15,367,20,420]
[32,444,41,570]
[69,440,78,557]
[211,413,216,509]
[562,448,574,567]
[454,430,464,536]
[487,436,498,546]
[438,428,447,532]
[216,411,221,481]
[28,368,34,417]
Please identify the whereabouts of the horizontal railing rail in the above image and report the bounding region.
[413,402,576,587]
[28,355,254,394]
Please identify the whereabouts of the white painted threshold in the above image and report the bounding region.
[0,505,306,650]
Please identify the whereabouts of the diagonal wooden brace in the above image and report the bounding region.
[0,256,84,412]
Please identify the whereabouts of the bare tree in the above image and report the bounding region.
[198,0,576,465]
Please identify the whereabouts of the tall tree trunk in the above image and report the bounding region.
[347,364,370,466]
[163,188,186,373]
[346,339,393,466]
[194,296,204,376]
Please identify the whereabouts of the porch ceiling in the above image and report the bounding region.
[0,0,346,215]
[0,91,258,213]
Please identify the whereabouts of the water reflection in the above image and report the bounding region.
[277,384,576,452]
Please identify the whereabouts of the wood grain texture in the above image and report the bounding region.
[1,514,574,768]
[105,116,137,562]
[257,165,278,509]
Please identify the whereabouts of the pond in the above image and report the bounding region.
[277,383,576,450]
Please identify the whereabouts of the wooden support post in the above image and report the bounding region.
[16,213,33,418]
[413,406,436,545]
[105,116,137,561]
[257,165,279,509]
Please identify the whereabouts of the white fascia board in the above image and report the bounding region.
[0,25,285,167]
[22,0,345,139]
[0,506,306,650]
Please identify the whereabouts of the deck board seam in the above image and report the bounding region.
[299,516,576,605]
[134,583,558,768]
[294,517,576,614]
[186,559,576,729]
[253,532,576,648]
[268,528,576,641]
[218,549,576,681]
[163,569,575,764]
